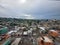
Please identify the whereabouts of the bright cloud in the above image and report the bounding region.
[22,14,35,19]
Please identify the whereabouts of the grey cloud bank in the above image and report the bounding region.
[0,0,60,19]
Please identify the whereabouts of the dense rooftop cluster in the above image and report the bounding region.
[0,18,60,45]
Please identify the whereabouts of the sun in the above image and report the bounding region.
[20,0,27,4]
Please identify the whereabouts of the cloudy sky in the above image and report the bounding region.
[0,0,60,19]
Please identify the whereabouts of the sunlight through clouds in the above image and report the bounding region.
[19,0,27,4]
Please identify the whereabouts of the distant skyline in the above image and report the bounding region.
[0,0,60,19]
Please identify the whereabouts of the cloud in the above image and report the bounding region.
[15,14,35,19]
[50,0,60,1]
[22,14,35,19]
[0,0,60,19]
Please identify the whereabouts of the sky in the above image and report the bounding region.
[0,0,60,19]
